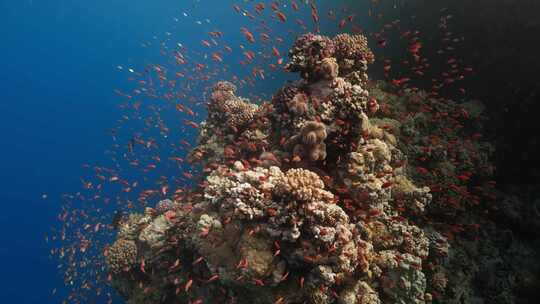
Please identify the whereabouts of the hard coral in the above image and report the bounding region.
[273,167,332,202]
[333,33,375,64]
[106,32,501,304]
[320,57,339,80]
[286,33,336,80]
[222,97,259,129]
[106,239,138,274]
[188,81,266,167]
[208,80,258,130]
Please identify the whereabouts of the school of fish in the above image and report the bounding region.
[47,1,539,304]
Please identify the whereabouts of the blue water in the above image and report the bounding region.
[0,1,190,302]
[0,1,374,303]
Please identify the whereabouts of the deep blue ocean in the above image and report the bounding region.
[0,1,218,302]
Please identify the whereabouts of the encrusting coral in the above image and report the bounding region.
[105,33,509,304]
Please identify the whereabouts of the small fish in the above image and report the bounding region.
[276,11,287,22]
[241,27,255,43]
[272,46,280,57]
[185,278,193,292]
[291,0,298,11]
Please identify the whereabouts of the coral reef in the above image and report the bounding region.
[104,33,538,304]
[106,239,138,274]
[188,80,270,168]
[286,121,328,162]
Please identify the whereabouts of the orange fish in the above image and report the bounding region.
[183,119,199,129]
[241,27,255,43]
[185,279,193,292]
[272,46,280,57]
[206,274,219,283]
[211,52,223,62]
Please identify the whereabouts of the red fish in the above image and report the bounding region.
[382,181,394,188]
[185,279,193,292]
[241,27,255,43]
[409,42,422,54]
[291,0,298,11]
[255,3,265,14]
[311,8,319,23]
[272,46,280,57]
[211,52,223,62]
[183,119,199,129]
[276,11,287,22]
